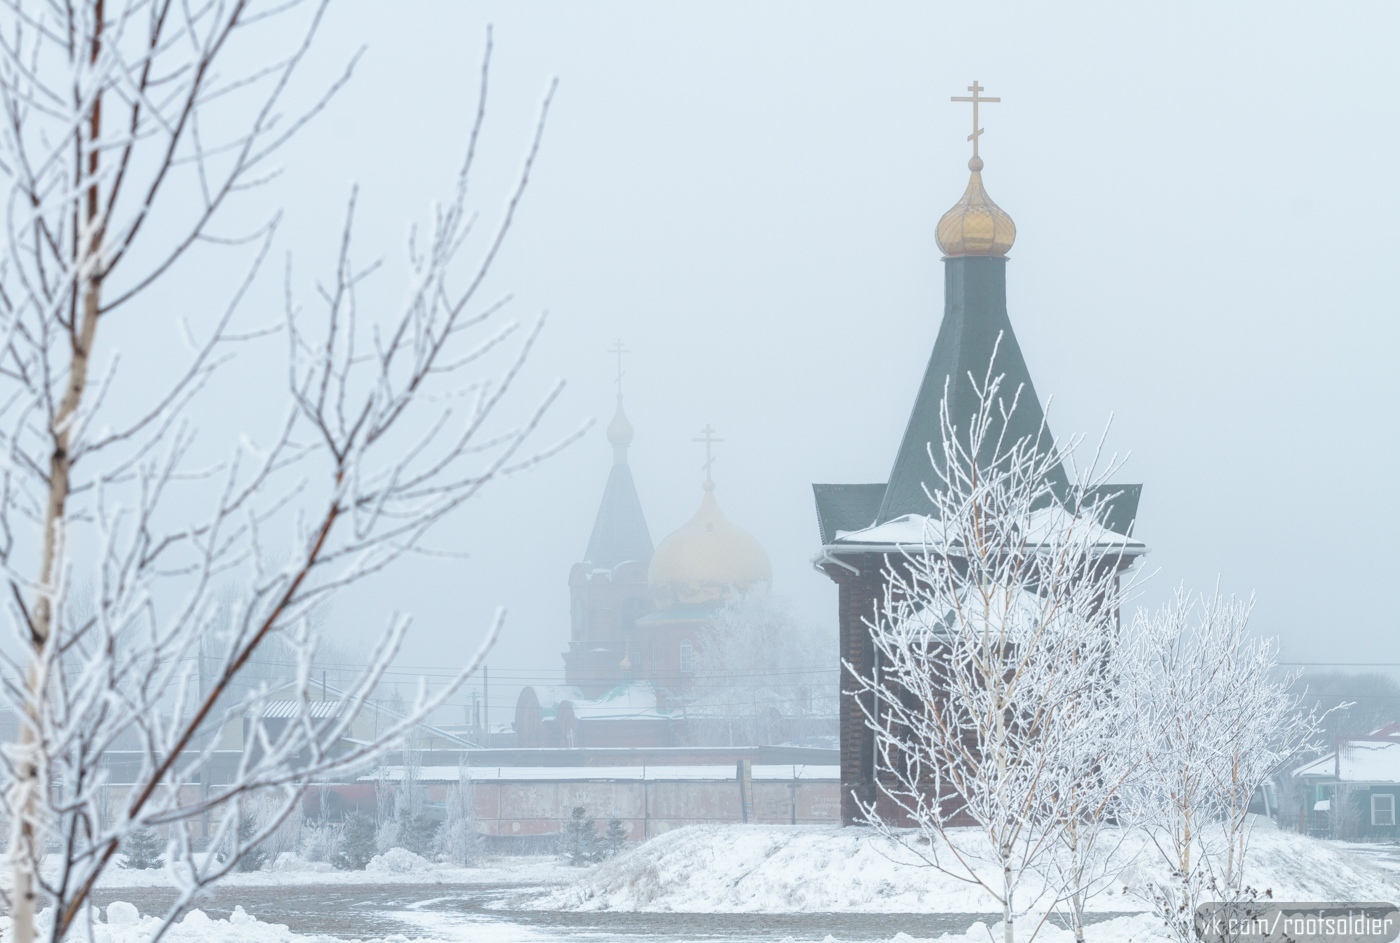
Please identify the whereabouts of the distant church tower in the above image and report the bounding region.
[813,84,1145,825]
[516,347,777,748]
[564,347,655,698]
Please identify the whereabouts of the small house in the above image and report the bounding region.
[1294,724,1400,840]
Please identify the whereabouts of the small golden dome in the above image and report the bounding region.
[648,485,772,610]
[935,157,1016,257]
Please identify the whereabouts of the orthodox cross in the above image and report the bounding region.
[607,339,629,395]
[693,423,724,484]
[951,81,1000,159]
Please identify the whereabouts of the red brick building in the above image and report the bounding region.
[517,395,772,748]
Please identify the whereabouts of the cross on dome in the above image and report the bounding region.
[607,339,630,397]
[951,80,1000,166]
[693,423,724,490]
[936,80,1016,257]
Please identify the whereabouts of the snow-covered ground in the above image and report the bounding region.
[85,849,578,890]
[7,830,1398,942]
[4,903,351,943]
[535,824,1400,916]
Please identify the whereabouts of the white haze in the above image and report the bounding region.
[100,1,1400,715]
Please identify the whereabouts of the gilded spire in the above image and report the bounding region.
[936,81,1016,258]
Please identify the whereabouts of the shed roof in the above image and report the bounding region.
[1294,738,1400,783]
[259,700,343,720]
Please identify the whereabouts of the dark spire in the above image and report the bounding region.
[876,256,1068,523]
[583,396,654,569]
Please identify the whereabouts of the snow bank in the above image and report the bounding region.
[1,902,359,943]
[875,914,1174,943]
[83,852,578,888]
[365,848,434,874]
[538,824,1400,916]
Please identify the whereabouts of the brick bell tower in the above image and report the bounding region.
[564,344,656,698]
[812,83,1144,825]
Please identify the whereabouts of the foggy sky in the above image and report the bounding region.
[131,2,1400,714]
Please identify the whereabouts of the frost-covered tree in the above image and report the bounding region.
[233,813,269,873]
[432,766,481,867]
[431,761,481,861]
[603,817,628,857]
[1039,651,1134,943]
[1120,588,1324,943]
[333,810,377,872]
[119,828,161,871]
[299,819,339,865]
[852,349,1138,943]
[375,734,434,857]
[562,806,599,866]
[297,787,338,864]
[0,4,564,940]
[396,740,435,856]
[687,592,835,746]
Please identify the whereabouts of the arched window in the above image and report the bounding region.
[679,639,693,674]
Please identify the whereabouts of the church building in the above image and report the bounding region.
[812,85,1147,825]
[515,385,773,749]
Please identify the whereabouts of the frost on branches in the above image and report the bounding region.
[686,591,836,747]
[1120,589,1324,943]
[850,345,1326,943]
[0,4,564,942]
[852,345,1141,943]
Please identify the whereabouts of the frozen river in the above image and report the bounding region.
[89,882,1055,942]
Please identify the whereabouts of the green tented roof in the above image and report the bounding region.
[1081,483,1143,537]
[878,256,1068,523]
[583,462,653,569]
[813,255,1142,549]
[812,483,887,545]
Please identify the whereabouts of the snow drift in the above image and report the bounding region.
[536,824,1400,914]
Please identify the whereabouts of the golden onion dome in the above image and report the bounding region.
[648,483,772,610]
[935,156,1016,257]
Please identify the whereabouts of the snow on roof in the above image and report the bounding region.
[364,764,840,784]
[246,680,479,749]
[530,682,671,721]
[886,585,1047,639]
[259,700,342,720]
[834,507,1146,554]
[1294,738,1400,783]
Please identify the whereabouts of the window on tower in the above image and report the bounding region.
[679,639,693,674]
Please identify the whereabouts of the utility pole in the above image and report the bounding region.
[483,666,490,748]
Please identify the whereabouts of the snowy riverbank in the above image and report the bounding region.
[535,823,1400,915]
